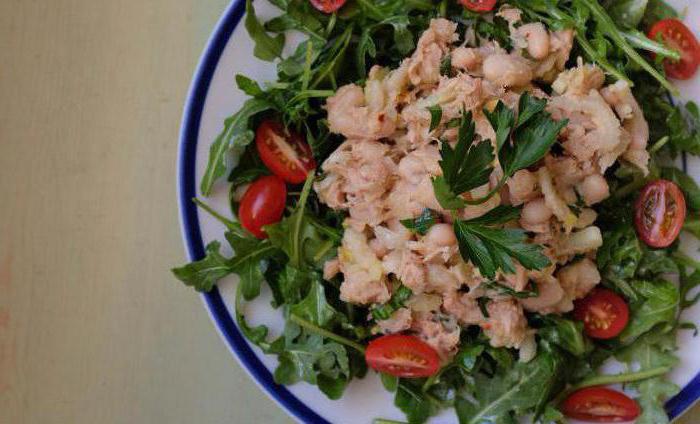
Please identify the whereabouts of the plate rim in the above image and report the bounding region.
[176,1,700,422]
[177,1,329,423]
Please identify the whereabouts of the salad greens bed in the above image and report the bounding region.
[174,0,700,422]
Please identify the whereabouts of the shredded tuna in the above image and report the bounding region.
[315,13,650,356]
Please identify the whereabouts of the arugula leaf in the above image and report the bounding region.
[225,231,278,301]
[245,0,285,61]
[274,321,350,388]
[455,347,564,424]
[395,379,434,424]
[637,246,678,278]
[597,224,642,300]
[608,0,649,29]
[235,283,283,354]
[454,213,550,278]
[266,174,339,268]
[171,241,233,292]
[537,316,588,357]
[662,167,700,211]
[619,279,679,344]
[428,105,442,132]
[400,209,439,236]
[616,331,679,424]
[290,274,345,328]
[641,0,678,29]
[200,98,273,196]
[381,15,415,55]
[380,373,399,392]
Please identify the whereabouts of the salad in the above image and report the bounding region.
[173,0,700,422]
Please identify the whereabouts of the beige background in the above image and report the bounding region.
[0,1,697,423]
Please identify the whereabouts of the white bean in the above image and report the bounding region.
[521,198,553,225]
[578,174,609,206]
[518,23,550,60]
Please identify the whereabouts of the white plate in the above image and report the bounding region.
[177,1,700,422]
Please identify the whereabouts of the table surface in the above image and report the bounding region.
[0,1,698,423]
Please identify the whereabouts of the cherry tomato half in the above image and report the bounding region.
[239,175,287,239]
[459,0,497,12]
[634,179,686,248]
[309,0,346,14]
[648,19,700,80]
[256,120,316,184]
[365,334,440,378]
[561,386,640,422]
[573,288,629,340]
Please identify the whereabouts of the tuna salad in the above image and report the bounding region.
[175,1,700,423]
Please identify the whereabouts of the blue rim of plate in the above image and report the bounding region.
[177,1,328,423]
[177,1,700,422]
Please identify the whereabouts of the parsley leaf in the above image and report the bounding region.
[432,95,565,210]
[431,111,495,209]
[428,105,442,132]
[400,209,439,235]
[453,207,550,278]
[499,94,568,177]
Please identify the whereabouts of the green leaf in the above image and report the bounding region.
[235,74,264,97]
[290,275,344,328]
[596,224,642,300]
[371,285,413,321]
[483,281,539,299]
[619,279,679,344]
[278,39,323,77]
[463,205,521,226]
[454,220,550,278]
[661,167,700,211]
[266,174,339,268]
[500,113,567,176]
[245,0,285,61]
[641,0,678,29]
[171,241,233,292]
[538,316,588,357]
[357,28,377,77]
[455,345,485,372]
[395,380,434,424]
[381,15,415,55]
[484,101,515,151]
[428,105,442,132]
[400,209,438,236]
[516,92,548,129]
[226,231,278,301]
[456,348,564,424]
[608,0,649,28]
[616,331,679,424]
[235,283,281,354]
[431,176,467,210]
[380,373,399,392]
[200,98,273,196]
[274,321,350,389]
